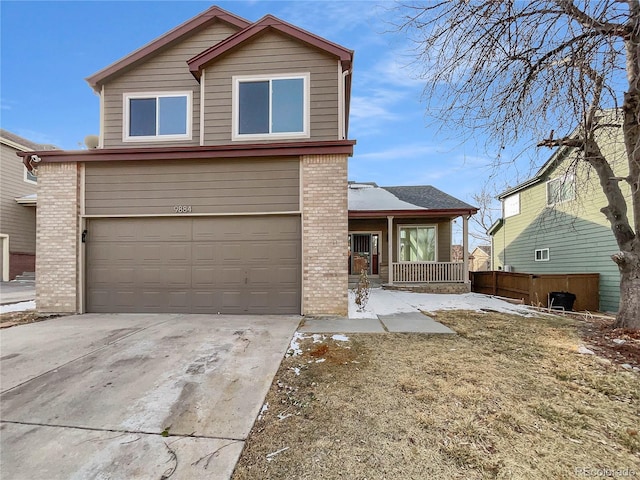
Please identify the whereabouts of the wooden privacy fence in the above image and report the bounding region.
[470,271,600,312]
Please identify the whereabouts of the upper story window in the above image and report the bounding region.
[232,73,310,141]
[24,166,37,184]
[399,225,437,262]
[546,175,575,206]
[124,92,191,141]
[503,193,520,218]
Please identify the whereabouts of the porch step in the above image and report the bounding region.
[13,272,35,283]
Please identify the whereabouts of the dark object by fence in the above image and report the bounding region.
[470,271,599,312]
[549,291,576,311]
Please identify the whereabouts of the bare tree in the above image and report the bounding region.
[470,185,502,244]
[395,0,639,330]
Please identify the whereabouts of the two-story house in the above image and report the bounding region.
[19,6,354,315]
[1,130,56,281]
[489,112,633,312]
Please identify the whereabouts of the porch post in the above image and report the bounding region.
[387,215,394,285]
[463,215,470,284]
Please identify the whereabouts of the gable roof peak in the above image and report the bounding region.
[187,11,353,79]
[85,5,250,91]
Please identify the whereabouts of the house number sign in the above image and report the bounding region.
[174,205,192,213]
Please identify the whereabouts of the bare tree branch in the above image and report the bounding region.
[394,0,640,328]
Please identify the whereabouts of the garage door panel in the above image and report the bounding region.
[86,216,300,314]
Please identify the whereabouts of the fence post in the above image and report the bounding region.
[492,270,497,296]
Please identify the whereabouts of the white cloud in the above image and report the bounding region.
[355,143,441,161]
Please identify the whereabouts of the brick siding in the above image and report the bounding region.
[302,154,348,315]
[35,163,79,312]
[8,253,35,280]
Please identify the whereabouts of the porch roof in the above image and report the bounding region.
[348,183,477,218]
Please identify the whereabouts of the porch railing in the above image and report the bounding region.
[392,262,465,283]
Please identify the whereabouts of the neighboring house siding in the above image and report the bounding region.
[84,158,300,215]
[470,249,490,271]
[102,22,240,148]
[0,142,36,255]
[203,31,339,145]
[492,142,632,313]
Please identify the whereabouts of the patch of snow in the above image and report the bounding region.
[278,412,293,421]
[347,290,377,319]
[287,332,308,356]
[578,345,595,355]
[348,288,536,319]
[312,334,325,343]
[331,334,350,342]
[613,339,626,345]
[258,402,269,420]
[290,367,301,376]
[0,301,35,314]
[315,358,326,363]
[349,184,425,211]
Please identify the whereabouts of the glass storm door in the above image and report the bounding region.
[349,234,379,275]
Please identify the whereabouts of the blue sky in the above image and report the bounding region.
[1,1,533,244]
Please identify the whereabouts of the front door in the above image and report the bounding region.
[349,233,379,275]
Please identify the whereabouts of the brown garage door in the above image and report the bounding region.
[85,216,300,314]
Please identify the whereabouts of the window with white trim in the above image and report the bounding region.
[399,225,437,262]
[535,248,549,261]
[546,175,575,205]
[24,166,37,184]
[124,92,191,141]
[233,73,309,140]
[503,193,520,217]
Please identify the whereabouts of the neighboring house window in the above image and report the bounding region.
[535,248,549,261]
[123,92,191,141]
[232,73,309,140]
[399,225,437,262]
[546,175,575,205]
[24,166,37,184]
[503,193,520,217]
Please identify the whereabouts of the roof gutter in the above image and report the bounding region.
[349,208,478,218]
[18,140,356,173]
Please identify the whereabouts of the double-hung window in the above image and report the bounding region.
[124,92,191,141]
[399,225,437,262]
[546,175,575,206]
[233,73,309,140]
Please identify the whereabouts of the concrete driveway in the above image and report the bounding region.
[0,313,300,479]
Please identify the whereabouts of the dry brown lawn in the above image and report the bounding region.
[233,311,639,480]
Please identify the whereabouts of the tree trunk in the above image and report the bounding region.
[615,253,640,329]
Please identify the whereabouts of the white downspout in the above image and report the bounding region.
[387,216,394,284]
[99,85,105,148]
[338,64,350,140]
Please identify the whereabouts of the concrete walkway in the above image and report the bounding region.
[0,313,300,480]
[298,312,455,334]
[0,281,35,305]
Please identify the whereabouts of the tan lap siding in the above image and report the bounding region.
[102,22,240,148]
[0,143,37,254]
[203,31,339,145]
[84,158,300,216]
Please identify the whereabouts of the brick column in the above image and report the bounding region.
[36,162,79,313]
[301,154,348,316]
